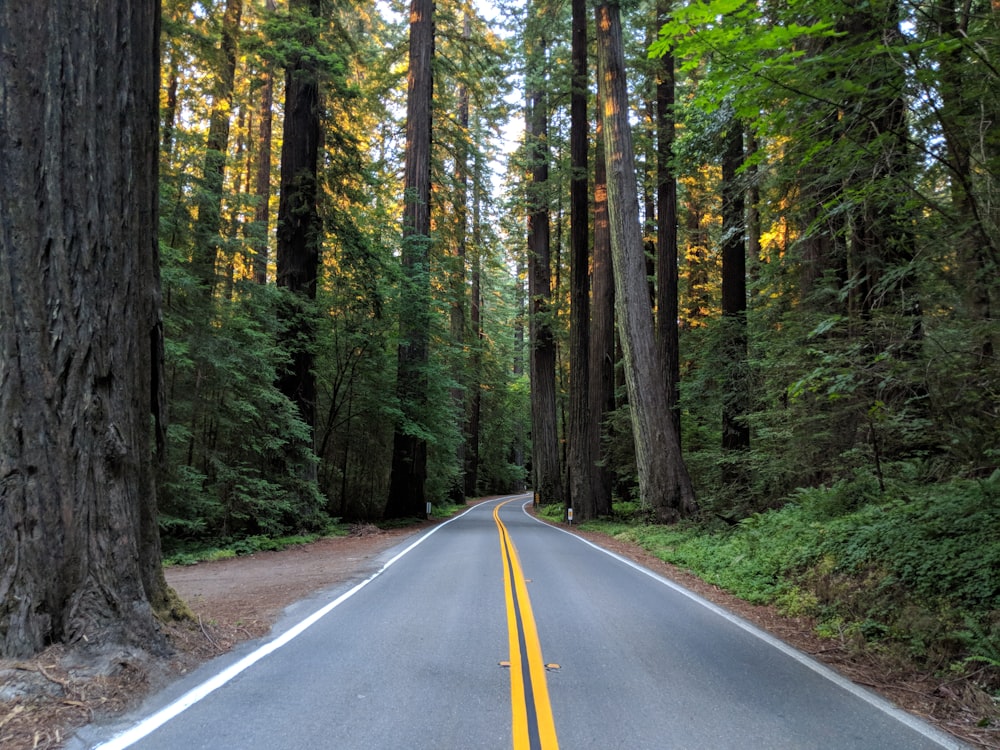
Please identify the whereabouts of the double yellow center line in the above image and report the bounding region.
[494,499,560,750]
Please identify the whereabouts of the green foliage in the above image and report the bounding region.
[163,527,348,566]
[583,472,1000,683]
[428,501,466,519]
[536,503,564,523]
[159,272,328,546]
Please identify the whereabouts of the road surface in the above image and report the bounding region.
[72,495,966,749]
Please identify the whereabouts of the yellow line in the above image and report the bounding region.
[495,500,559,750]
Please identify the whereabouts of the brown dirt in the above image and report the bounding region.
[1,506,996,749]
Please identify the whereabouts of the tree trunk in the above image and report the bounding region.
[253,0,277,285]
[385,0,434,518]
[464,139,485,498]
[276,0,322,434]
[449,12,472,504]
[191,0,244,297]
[720,116,750,480]
[595,0,697,521]
[567,0,595,519]
[655,0,681,443]
[933,0,997,359]
[512,255,528,490]
[589,89,615,516]
[0,0,169,657]
[526,8,561,506]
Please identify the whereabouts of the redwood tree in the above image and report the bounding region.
[252,0,278,285]
[0,0,169,657]
[386,0,434,518]
[655,0,681,442]
[525,2,560,506]
[589,94,615,516]
[720,114,750,483]
[566,0,596,518]
[276,0,323,433]
[596,0,697,521]
[191,0,244,298]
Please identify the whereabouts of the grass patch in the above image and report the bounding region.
[536,502,565,522]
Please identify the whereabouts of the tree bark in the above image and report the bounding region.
[589,90,615,516]
[276,0,322,433]
[720,116,750,478]
[595,0,697,521]
[526,7,561,506]
[567,0,595,519]
[252,0,277,285]
[655,0,681,442]
[385,0,434,518]
[0,0,169,657]
[449,12,472,504]
[464,137,485,497]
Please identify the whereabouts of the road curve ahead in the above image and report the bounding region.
[74,496,966,750]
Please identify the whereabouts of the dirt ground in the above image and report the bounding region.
[1,504,997,749]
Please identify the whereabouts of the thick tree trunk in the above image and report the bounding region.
[589,92,615,516]
[596,0,697,521]
[386,0,434,518]
[526,10,561,506]
[276,0,322,433]
[0,0,169,658]
[567,0,595,519]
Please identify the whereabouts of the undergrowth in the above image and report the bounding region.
[162,500,471,565]
[162,527,348,566]
[579,471,1000,697]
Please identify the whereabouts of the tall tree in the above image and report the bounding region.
[252,0,278,285]
[929,0,997,358]
[447,10,473,504]
[464,121,489,497]
[655,0,681,441]
[276,0,323,433]
[386,0,435,518]
[566,0,596,518]
[596,0,697,521]
[525,1,561,506]
[191,0,245,297]
[720,113,750,480]
[589,92,616,516]
[0,0,170,657]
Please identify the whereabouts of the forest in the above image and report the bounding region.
[144,0,1000,530]
[150,0,998,697]
[0,0,997,719]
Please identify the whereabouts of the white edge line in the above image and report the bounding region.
[520,501,969,750]
[92,500,498,750]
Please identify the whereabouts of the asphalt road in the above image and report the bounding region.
[72,495,967,750]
